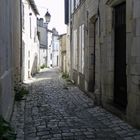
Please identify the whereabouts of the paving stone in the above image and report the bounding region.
[134,135,140,140]
[41,134,52,139]
[25,132,36,137]
[36,125,47,131]
[124,137,135,140]
[36,131,50,136]
[11,68,140,140]
[53,134,62,138]
[62,132,74,137]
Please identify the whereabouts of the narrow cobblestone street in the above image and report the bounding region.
[11,68,140,140]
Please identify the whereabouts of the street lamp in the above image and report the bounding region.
[45,10,51,66]
[45,10,51,23]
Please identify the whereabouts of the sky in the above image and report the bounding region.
[34,0,67,35]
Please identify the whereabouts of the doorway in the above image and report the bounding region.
[114,2,127,109]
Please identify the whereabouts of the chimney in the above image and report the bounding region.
[39,18,44,26]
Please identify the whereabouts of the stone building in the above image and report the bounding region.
[0,0,21,120]
[37,19,54,68]
[22,0,39,81]
[37,18,48,67]
[64,1,71,76]
[47,30,53,67]
[51,28,60,67]
[13,0,22,84]
[59,34,67,73]
[46,28,60,68]
[37,23,60,68]
[65,0,140,127]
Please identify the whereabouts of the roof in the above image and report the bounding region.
[59,33,66,37]
[29,0,39,15]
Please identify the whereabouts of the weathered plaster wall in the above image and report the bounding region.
[0,0,13,120]
[70,0,140,127]
[22,0,39,81]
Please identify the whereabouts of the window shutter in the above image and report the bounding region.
[81,24,84,74]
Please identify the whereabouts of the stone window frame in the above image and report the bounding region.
[105,0,126,7]
[105,0,126,29]
[72,0,86,14]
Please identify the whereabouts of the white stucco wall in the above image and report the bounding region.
[39,48,47,66]
[47,32,53,67]
[22,0,39,81]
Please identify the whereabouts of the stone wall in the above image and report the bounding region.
[69,0,140,127]
[22,0,39,81]
[59,34,67,73]
[37,20,47,67]
[13,0,22,84]
[71,0,99,92]
[126,0,140,127]
[100,0,140,127]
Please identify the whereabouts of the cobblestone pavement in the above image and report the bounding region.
[11,68,140,140]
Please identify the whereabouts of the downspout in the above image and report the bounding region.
[0,84,1,115]
[20,0,23,82]
[93,18,97,92]
[94,0,102,106]
[98,0,103,106]
[70,0,73,80]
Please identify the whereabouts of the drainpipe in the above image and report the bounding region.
[0,83,2,115]
[94,0,102,106]
[98,0,103,106]
[20,0,23,82]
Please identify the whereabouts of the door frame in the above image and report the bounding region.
[113,2,127,109]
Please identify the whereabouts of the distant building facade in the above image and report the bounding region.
[22,0,39,81]
[65,0,140,127]
[47,31,53,67]
[59,34,67,73]
[51,28,60,67]
[37,18,47,67]
[37,20,60,68]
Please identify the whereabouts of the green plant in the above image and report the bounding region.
[40,64,47,69]
[0,116,16,140]
[14,84,29,101]
[62,73,69,79]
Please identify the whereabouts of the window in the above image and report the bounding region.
[64,0,69,24]
[75,0,80,8]
[28,51,30,57]
[79,26,82,73]
[28,60,30,69]
[71,0,74,13]
[73,29,78,70]
[74,0,76,9]
[34,28,37,42]
[37,31,40,41]
[71,0,81,12]
[30,17,32,38]
[22,3,25,29]
[50,53,52,60]
[78,24,85,73]
[81,24,85,74]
